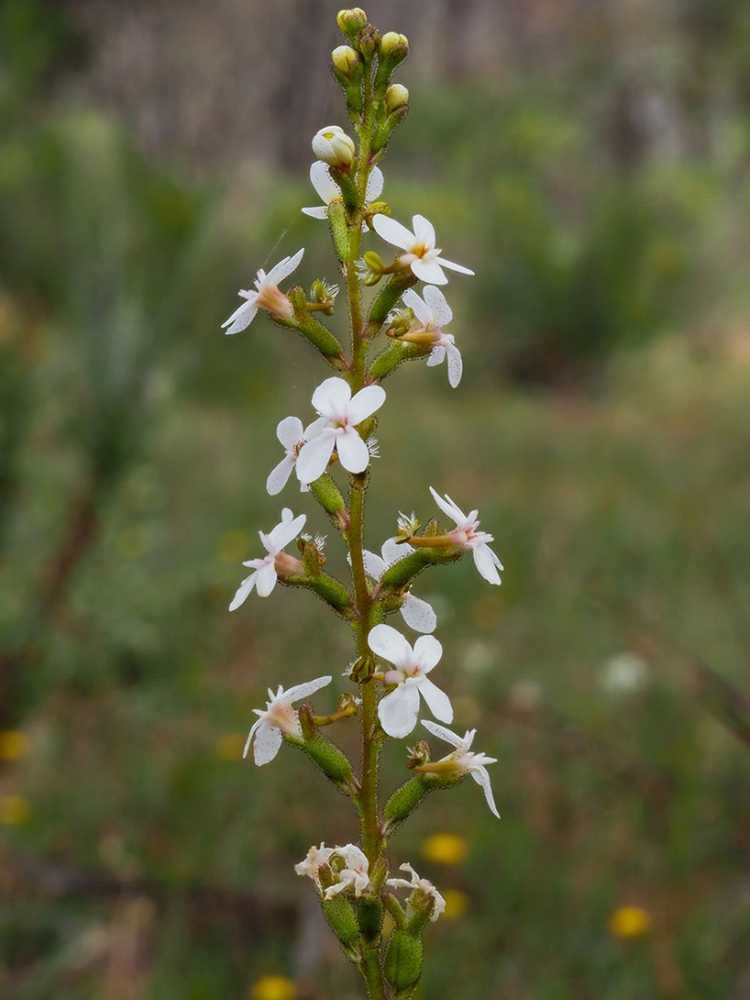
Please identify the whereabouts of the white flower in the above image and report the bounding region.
[386,863,446,922]
[421,720,500,819]
[362,538,437,633]
[296,377,386,483]
[229,508,306,609]
[312,125,356,168]
[243,674,332,766]
[368,624,453,739]
[402,286,463,388]
[295,842,334,891]
[221,249,304,335]
[302,160,384,221]
[372,213,474,285]
[429,486,503,586]
[266,416,323,496]
[324,844,371,899]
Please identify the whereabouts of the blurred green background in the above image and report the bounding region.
[2,1,750,997]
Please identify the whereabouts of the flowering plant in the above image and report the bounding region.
[222,9,502,996]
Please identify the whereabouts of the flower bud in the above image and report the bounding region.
[385,83,409,112]
[336,8,368,35]
[384,930,423,992]
[302,732,356,790]
[331,44,363,82]
[380,31,409,64]
[312,126,356,169]
[364,250,384,274]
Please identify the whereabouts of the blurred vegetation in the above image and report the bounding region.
[1,1,750,997]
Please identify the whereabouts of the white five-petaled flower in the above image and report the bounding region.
[295,842,334,891]
[372,213,474,286]
[324,844,371,899]
[386,863,446,922]
[302,160,384,221]
[221,249,304,335]
[362,538,437,633]
[368,624,453,739]
[429,487,503,585]
[266,416,323,496]
[243,674,332,766]
[401,286,463,388]
[421,720,500,819]
[229,508,306,609]
[296,377,386,484]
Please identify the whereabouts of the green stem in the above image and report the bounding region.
[361,945,386,999]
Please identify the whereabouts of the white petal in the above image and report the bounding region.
[337,844,369,870]
[429,486,466,525]
[411,257,448,285]
[378,685,420,738]
[301,206,329,219]
[312,376,352,418]
[471,765,500,818]
[446,344,463,388]
[422,285,453,326]
[310,160,340,204]
[284,674,333,704]
[418,677,453,724]
[425,346,446,368]
[368,623,413,668]
[401,288,432,327]
[336,427,370,474]
[401,594,437,633]
[229,572,256,611]
[296,431,336,484]
[412,214,436,248]
[255,562,278,597]
[266,455,296,496]
[421,719,464,749]
[276,415,304,449]
[381,537,411,566]
[363,550,388,580]
[372,214,415,250]
[267,512,306,551]
[222,298,258,335]
[365,166,384,202]
[438,256,474,276]
[348,384,386,424]
[266,247,305,285]
[413,634,442,672]
[253,721,284,766]
[473,543,502,585]
[304,416,330,440]
[242,716,263,759]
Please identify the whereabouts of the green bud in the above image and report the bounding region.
[336,7,368,36]
[357,24,380,59]
[309,473,346,517]
[385,83,409,112]
[385,930,423,992]
[383,776,434,832]
[302,732,355,789]
[380,31,409,62]
[379,547,459,590]
[364,250,384,273]
[368,341,429,381]
[323,896,360,957]
[332,44,362,80]
[357,894,384,943]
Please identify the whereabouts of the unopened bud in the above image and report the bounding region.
[332,44,362,80]
[385,83,409,112]
[364,250,384,274]
[312,126,356,169]
[336,8,368,35]
[357,24,380,59]
[380,31,409,64]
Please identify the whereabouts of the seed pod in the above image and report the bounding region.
[383,776,432,831]
[322,895,360,956]
[302,733,355,789]
[384,929,423,991]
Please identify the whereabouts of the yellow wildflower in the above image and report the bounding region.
[609,905,652,939]
[421,832,468,866]
[250,975,297,1000]
[0,795,31,825]
[443,889,469,919]
[0,730,29,760]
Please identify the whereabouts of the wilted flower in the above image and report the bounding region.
[386,863,446,922]
[324,844,371,899]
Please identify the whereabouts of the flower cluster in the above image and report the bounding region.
[219,9,504,996]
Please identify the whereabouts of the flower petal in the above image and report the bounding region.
[418,677,453,723]
[276,415,304,449]
[411,257,448,285]
[401,594,437,633]
[378,684,420,738]
[267,512,306,551]
[362,549,388,580]
[222,298,258,335]
[473,543,502,585]
[368,623,413,668]
[255,562,278,597]
[296,431,336,484]
[310,160,340,204]
[229,572,256,611]
[438,256,474,276]
[381,537,411,566]
[266,455,295,496]
[422,284,453,326]
[429,486,466,525]
[372,213,415,250]
[312,376,351,418]
[402,288,432,327]
[412,214,436,248]
[421,719,465,748]
[284,674,333,704]
[336,427,370,474]
[253,720,284,766]
[366,166,384,202]
[471,765,500,818]
[425,345,446,367]
[301,205,329,219]
[446,344,463,388]
[413,634,442,672]
[348,384,386,424]
[266,247,305,285]
[304,416,330,440]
